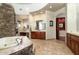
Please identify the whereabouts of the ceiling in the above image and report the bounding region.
[44,3,66,11]
[31,3,66,15]
[10,3,47,15]
[10,3,66,15]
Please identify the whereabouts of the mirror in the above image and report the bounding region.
[36,20,46,30]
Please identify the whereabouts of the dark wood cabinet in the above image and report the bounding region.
[20,32,29,38]
[31,32,36,39]
[31,32,45,39]
[67,33,79,55]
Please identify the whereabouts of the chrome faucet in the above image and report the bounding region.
[16,38,22,45]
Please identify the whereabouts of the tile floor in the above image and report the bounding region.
[32,39,73,55]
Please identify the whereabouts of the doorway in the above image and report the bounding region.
[56,17,66,41]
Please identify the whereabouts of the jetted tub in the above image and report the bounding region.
[0,36,34,55]
[0,36,23,49]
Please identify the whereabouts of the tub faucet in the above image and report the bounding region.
[16,38,22,45]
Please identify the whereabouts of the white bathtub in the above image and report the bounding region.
[0,36,24,49]
[0,36,33,55]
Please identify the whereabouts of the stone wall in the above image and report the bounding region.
[0,3,16,37]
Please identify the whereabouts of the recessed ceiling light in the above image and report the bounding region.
[50,6,52,8]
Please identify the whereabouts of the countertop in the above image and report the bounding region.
[18,30,46,32]
[31,30,46,32]
[0,36,32,55]
[67,32,79,36]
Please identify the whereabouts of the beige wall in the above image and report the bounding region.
[16,15,29,32]
[29,13,47,31]
[67,4,77,33]
[46,11,56,39]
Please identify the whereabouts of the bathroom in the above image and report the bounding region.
[0,3,77,55]
[0,3,68,55]
[0,0,79,59]
[0,3,49,55]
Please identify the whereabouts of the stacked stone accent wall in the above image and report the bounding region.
[0,3,16,37]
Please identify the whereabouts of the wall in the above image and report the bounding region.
[46,11,56,39]
[29,13,47,31]
[76,4,79,32]
[67,4,77,33]
[0,4,16,37]
[16,15,30,32]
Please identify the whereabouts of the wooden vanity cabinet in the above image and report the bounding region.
[31,32,37,39]
[67,33,79,55]
[67,33,71,48]
[31,32,45,39]
[20,32,29,38]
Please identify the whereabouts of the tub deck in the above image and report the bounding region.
[0,36,33,55]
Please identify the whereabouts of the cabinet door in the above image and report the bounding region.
[67,33,71,48]
[70,38,75,53]
[75,42,79,55]
[31,32,37,39]
[40,32,45,39]
[36,32,45,39]
[20,32,26,36]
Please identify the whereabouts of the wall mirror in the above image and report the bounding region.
[36,20,46,30]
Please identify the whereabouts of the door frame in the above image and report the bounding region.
[56,17,65,40]
[56,18,59,40]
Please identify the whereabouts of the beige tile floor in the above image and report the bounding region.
[32,39,73,55]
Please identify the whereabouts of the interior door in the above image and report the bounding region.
[56,18,59,39]
[56,17,65,40]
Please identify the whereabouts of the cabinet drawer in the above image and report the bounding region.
[40,32,45,39]
[20,32,29,38]
[20,32,26,36]
[31,32,45,39]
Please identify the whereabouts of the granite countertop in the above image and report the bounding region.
[0,36,32,55]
